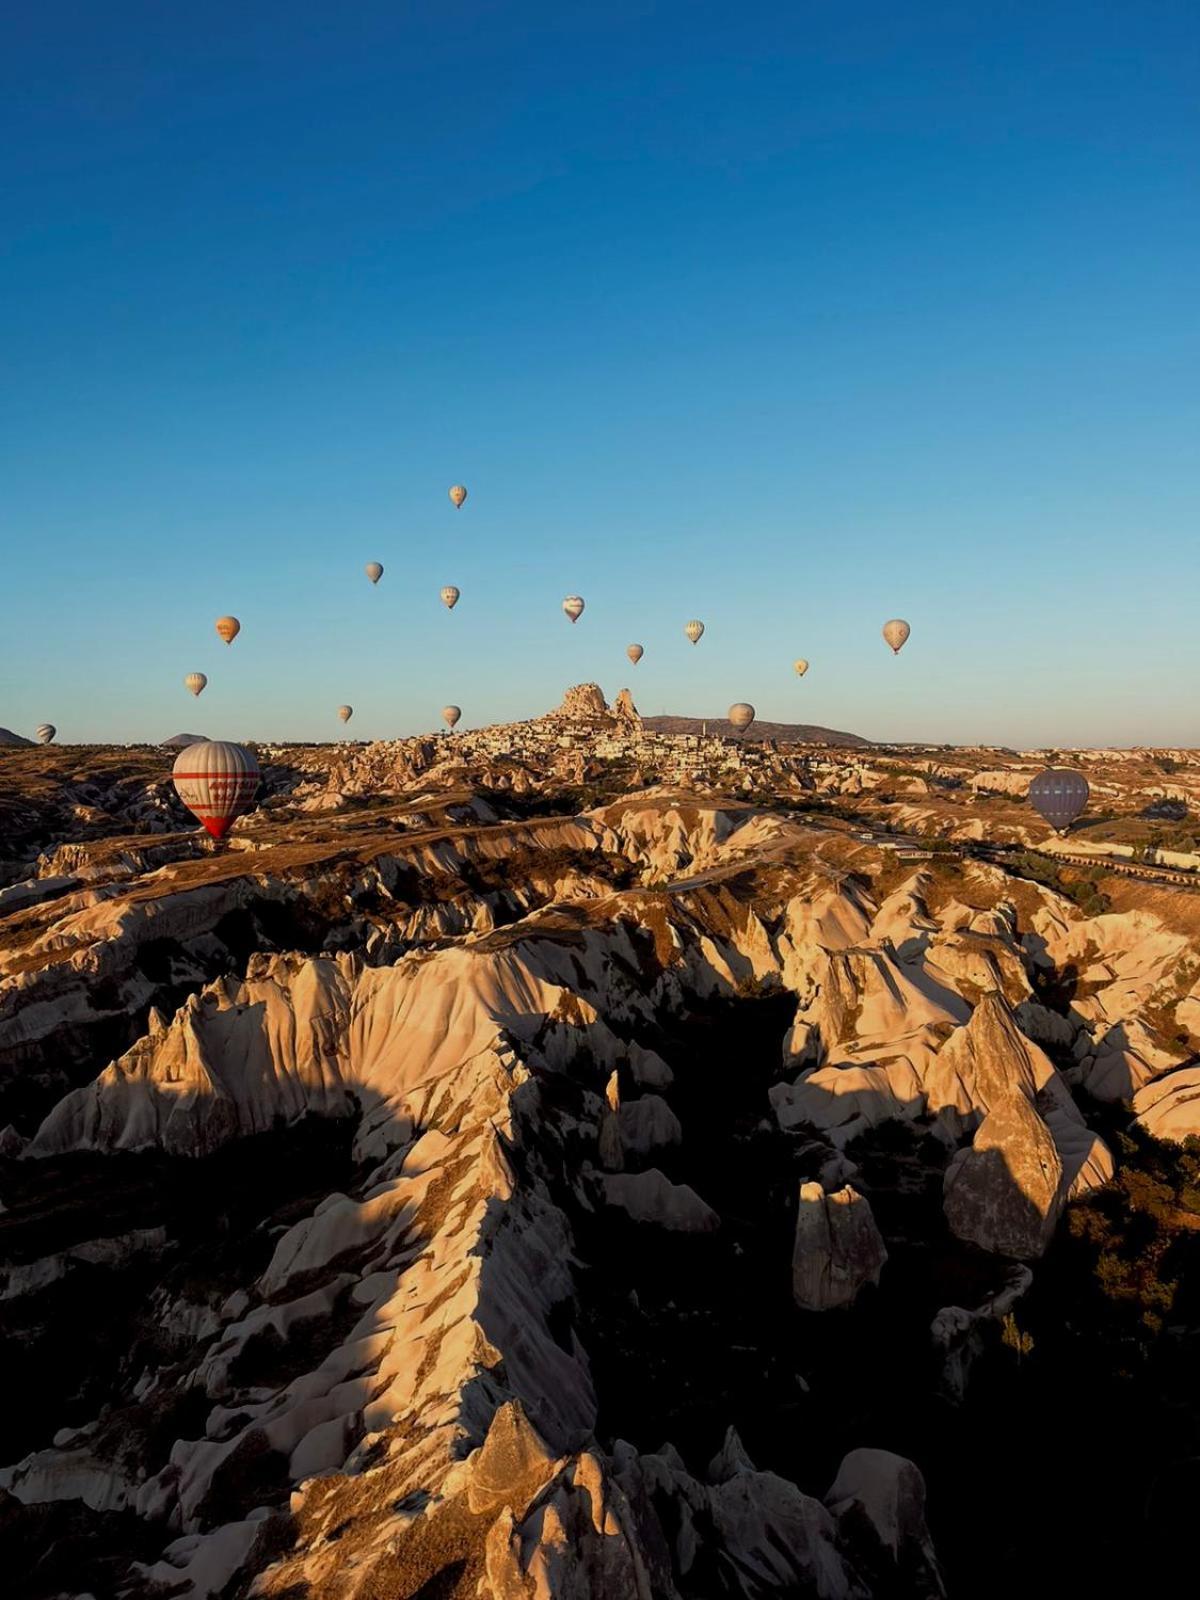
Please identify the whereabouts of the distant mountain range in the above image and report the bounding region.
[0,728,35,747]
[641,715,870,748]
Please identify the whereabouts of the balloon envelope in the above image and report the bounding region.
[882,619,910,654]
[184,673,207,697]
[337,706,353,724]
[793,659,809,677]
[1028,768,1090,833]
[728,703,755,733]
[172,741,260,841]
[365,562,383,584]
[684,620,705,645]
[215,616,241,646]
[563,595,585,623]
[442,705,462,728]
[35,724,55,744]
[440,585,460,610]
[449,485,467,508]
[627,643,644,665]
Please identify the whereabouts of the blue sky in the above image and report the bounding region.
[2,1,1197,747]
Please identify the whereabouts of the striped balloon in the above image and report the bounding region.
[172,741,260,841]
[440,585,460,609]
[35,724,56,744]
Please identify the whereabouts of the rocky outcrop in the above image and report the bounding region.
[793,1183,888,1310]
[825,1449,945,1597]
[602,1169,719,1232]
[557,683,610,720]
[943,1093,1063,1258]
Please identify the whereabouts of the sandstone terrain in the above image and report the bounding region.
[2,693,1199,1598]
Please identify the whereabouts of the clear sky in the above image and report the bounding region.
[2,1,1197,748]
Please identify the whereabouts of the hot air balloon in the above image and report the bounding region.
[728,703,755,734]
[184,673,207,698]
[1028,768,1090,835]
[793,659,809,678]
[627,644,644,665]
[171,741,260,841]
[563,596,585,624]
[442,705,462,730]
[685,620,705,645]
[215,616,241,646]
[449,485,467,509]
[365,562,383,584]
[337,706,353,724]
[441,586,460,610]
[882,619,910,654]
[35,724,55,745]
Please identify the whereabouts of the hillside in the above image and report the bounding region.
[642,713,870,747]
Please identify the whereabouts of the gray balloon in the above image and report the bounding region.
[1028,768,1089,834]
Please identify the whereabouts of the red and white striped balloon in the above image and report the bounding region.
[171,741,260,841]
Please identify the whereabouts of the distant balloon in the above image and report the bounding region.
[449,485,468,509]
[337,705,353,724]
[1028,768,1090,835]
[184,673,208,698]
[171,741,260,841]
[684,620,705,645]
[627,643,644,665]
[728,703,755,734]
[442,705,462,729]
[441,585,461,610]
[793,659,809,677]
[563,595,585,624]
[35,724,55,745]
[215,616,241,646]
[365,562,383,584]
[882,619,910,654]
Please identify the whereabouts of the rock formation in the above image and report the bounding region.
[793,1182,888,1310]
[1,736,1198,1595]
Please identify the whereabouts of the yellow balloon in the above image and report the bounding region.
[882,619,911,654]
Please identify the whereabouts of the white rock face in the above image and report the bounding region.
[793,1183,888,1311]
[1134,1064,1200,1142]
